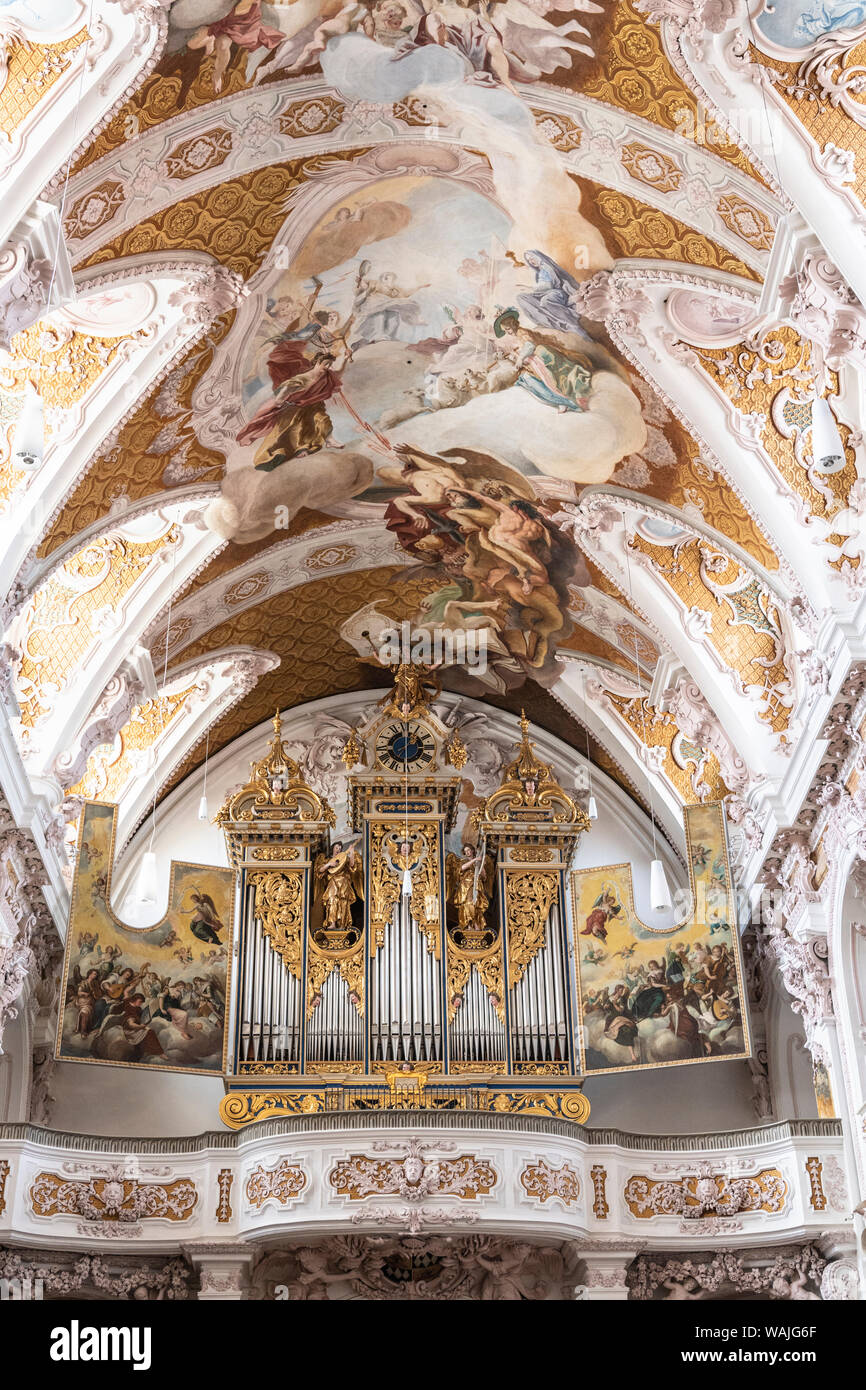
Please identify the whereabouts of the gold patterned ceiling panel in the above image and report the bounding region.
[617,370,781,572]
[70,41,261,178]
[67,684,200,803]
[563,0,766,185]
[573,177,759,280]
[602,685,731,803]
[747,40,866,207]
[15,524,180,733]
[160,564,441,794]
[0,27,88,137]
[630,531,792,735]
[35,319,234,560]
[2,323,132,408]
[692,327,858,525]
[76,152,368,273]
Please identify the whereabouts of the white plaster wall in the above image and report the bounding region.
[765,985,819,1123]
[50,1061,224,1138]
[0,1003,32,1124]
[584,1058,758,1134]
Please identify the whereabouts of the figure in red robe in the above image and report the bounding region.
[580,887,621,942]
[188,1,285,93]
[237,336,347,472]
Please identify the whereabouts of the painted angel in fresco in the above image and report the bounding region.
[580,885,622,942]
[186,0,284,90]
[445,843,495,931]
[257,0,600,87]
[380,444,576,673]
[290,200,413,279]
[182,889,226,944]
[399,0,600,91]
[315,840,364,930]
[279,0,418,74]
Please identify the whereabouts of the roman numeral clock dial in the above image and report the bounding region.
[376,722,435,771]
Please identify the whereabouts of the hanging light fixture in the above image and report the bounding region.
[810,395,845,472]
[198,725,211,821]
[12,380,44,470]
[401,864,413,897]
[579,670,599,823]
[623,533,679,917]
[650,857,673,913]
[135,850,158,907]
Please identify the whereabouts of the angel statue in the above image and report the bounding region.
[445,843,495,932]
[379,661,441,718]
[315,841,364,931]
[182,888,226,944]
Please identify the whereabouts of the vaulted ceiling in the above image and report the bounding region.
[2,0,866,906]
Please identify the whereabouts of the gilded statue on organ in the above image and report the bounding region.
[315,841,363,930]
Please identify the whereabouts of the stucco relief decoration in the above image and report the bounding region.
[216,1167,234,1222]
[0,1248,193,1300]
[279,93,346,138]
[66,181,126,241]
[590,1164,610,1217]
[244,1158,308,1210]
[623,1165,788,1219]
[253,1236,578,1300]
[715,194,774,251]
[329,1138,497,1201]
[634,0,737,59]
[749,8,866,135]
[629,1245,826,1300]
[519,1158,580,1207]
[805,1155,827,1209]
[29,1171,198,1222]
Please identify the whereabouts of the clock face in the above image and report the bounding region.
[376,721,435,771]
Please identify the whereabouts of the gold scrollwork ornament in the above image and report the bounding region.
[505,870,559,988]
[250,870,304,979]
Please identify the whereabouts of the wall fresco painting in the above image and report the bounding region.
[55,802,235,1075]
[571,801,750,1074]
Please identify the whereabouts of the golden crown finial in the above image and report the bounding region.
[272,708,282,742]
[519,709,529,736]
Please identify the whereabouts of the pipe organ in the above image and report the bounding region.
[218,668,592,1129]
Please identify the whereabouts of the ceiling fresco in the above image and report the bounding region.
[2,0,866,888]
